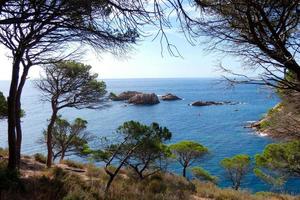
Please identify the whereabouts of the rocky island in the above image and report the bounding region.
[110,91,160,105]
[109,91,142,101]
[190,101,237,106]
[128,93,160,105]
[161,93,182,101]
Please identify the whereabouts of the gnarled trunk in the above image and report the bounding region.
[15,66,30,168]
[7,53,22,170]
[46,108,58,168]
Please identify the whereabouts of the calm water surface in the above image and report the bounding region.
[0,78,298,193]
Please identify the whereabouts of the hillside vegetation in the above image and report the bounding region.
[253,90,300,139]
[0,153,299,200]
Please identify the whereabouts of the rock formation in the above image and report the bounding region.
[110,91,142,101]
[161,93,182,101]
[128,93,160,105]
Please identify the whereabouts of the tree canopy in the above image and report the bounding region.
[0,92,7,118]
[191,166,218,184]
[220,154,251,190]
[40,116,93,162]
[170,140,208,177]
[255,141,300,189]
[121,121,172,179]
[92,121,172,192]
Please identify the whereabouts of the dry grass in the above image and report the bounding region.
[0,157,299,200]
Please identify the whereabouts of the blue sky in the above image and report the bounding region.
[0,28,245,80]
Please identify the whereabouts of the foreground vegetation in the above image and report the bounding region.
[0,153,299,200]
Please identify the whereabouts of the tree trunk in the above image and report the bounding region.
[59,151,65,163]
[7,54,22,170]
[15,66,30,168]
[46,109,58,168]
[105,174,115,193]
[182,165,187,178]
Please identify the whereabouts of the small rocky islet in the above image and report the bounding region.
[190,101,238,106]
[110,91,160,105]
[161,93,182,101]
[110,91,238,106]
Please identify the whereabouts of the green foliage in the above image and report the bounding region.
[37,60,107,110]
[42,116,93,161]
[121,121,172,178]
[0,91,7,118]
[259,120,272,130]
[255,141,300,188]
[220,154,251,190]
[93,121,172,179]
[170,141,208,177]
[170,141,208,156]
[0,91,25,118]
[191,167,218,184]
[34,153,47,164]
[267,103,282,116]
[253,168,286,190]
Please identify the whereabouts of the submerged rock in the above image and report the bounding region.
[161,93,182,101]
[110,91,142,101]
[128,93,160,105]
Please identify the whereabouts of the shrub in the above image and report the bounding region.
[86,164,103,179]
[147,179,167,193]
[61,159,85,169]
[0,161,21,192]
[34,153,47,164]
[259,120,272,130]
[0,147,8,157]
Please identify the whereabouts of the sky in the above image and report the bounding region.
[0,27,245,80]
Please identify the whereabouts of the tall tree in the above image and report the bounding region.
[36,60,106,167]
[170,140,208,178]
[220,154,251,190]
[0,0,167,170]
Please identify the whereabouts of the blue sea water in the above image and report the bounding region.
[0,78,299,194]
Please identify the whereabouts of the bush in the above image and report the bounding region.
[0,147,8,157]
[0,160,21,192]
[86,164,103,179]
[34,153,47,164]
[61,159,85,169]
[147,180,167,193]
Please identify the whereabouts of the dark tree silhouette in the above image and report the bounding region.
[171,0,300,91]
[0,0,170,170]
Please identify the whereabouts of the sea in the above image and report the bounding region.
[0,78,299,194]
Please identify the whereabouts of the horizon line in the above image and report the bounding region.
[0,76,222,81]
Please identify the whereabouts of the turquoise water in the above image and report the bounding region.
[0,78,298,193]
